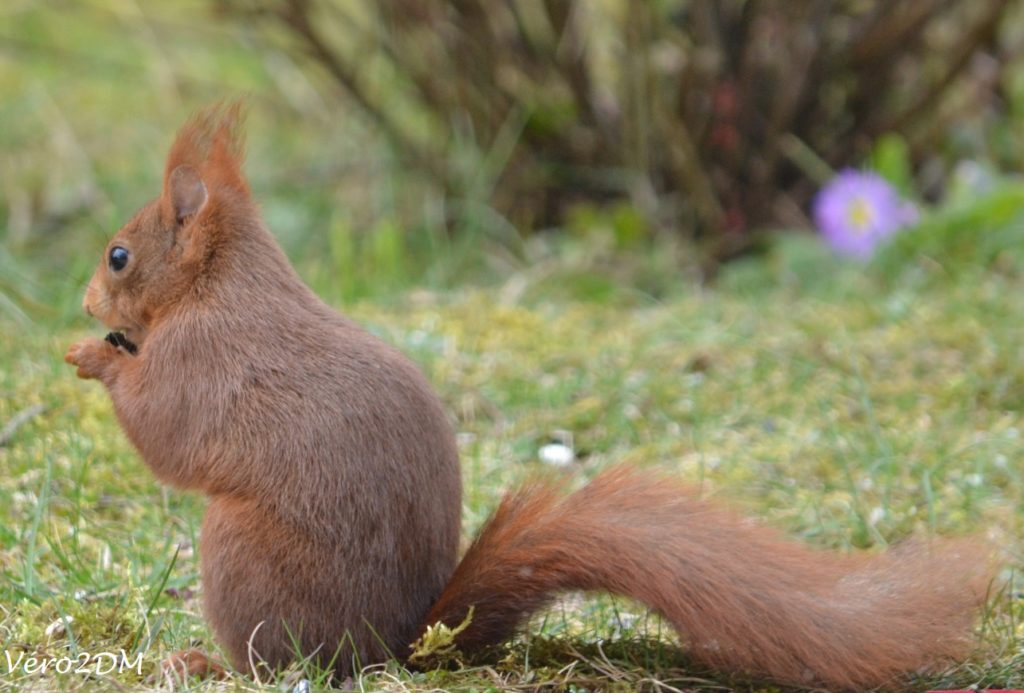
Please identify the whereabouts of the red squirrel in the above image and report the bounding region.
[65,106,993,689]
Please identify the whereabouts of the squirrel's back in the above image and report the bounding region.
[158,228,463,668]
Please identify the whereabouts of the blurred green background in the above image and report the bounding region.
[4,0,1024,311]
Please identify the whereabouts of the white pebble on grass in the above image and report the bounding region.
[539,443,575,468]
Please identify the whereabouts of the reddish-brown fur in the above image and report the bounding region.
[427,466,991,689]
[66,106,993,689]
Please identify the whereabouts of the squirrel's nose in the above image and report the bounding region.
[82,298,93,318]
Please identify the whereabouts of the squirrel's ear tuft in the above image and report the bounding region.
[164,102,249,201]
[168,165,208,224]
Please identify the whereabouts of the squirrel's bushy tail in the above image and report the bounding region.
[421,465,992,689]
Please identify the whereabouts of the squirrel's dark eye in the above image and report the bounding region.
[108,246,130,272]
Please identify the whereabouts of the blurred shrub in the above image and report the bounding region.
[216,0,1014,267]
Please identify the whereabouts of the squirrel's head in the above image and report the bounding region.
[83,104,249,349]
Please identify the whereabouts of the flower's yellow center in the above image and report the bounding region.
[846,196,874,234]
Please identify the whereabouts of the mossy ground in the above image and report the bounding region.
[0,234,1022,691]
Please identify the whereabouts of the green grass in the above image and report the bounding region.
[1,226,1022,691]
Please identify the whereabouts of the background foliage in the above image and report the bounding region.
[222,0,1017,260]
[4,0,1024,293]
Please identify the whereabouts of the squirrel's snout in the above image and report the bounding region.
[82,280,99,318]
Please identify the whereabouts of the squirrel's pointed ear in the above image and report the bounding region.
[167,165,208,224]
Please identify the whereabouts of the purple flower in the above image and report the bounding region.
[812,169,919,258]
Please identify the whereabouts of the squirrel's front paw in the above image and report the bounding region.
[64,338,120,381]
